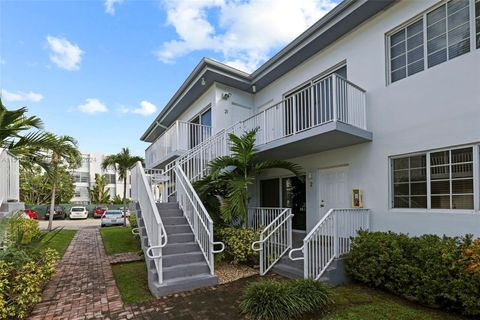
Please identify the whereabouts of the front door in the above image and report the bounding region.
[318,166,349,217]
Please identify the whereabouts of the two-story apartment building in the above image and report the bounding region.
[70,152,131,204]
[134,0,480,295]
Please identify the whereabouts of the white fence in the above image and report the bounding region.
[289,208,370,280]
[0,149,20,205]
[131,162,168,283]
[247,207,287,230]
[145,121,212,169]
[175,165,224,274]
[252,208,293,275]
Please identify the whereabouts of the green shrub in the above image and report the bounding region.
[240,279,332,320]
[216,227,260,265]
[0,248,59,319]
[7,215,42,247]
[346,231,480,316]
[128,214,138,229]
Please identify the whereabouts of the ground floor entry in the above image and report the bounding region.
[260,176,307,230]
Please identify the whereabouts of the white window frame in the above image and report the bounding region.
[386,0,478,85]
[389,144,480,214]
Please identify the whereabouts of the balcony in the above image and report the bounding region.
[146,121,212,168]
[230,74,371,159]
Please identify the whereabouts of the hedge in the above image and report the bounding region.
[345,230,480,316]
[216,227,260,265]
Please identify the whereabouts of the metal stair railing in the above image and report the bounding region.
[131,161,168,283]
[289,208,370,280]
[252,208,293,275]
[174,165,224,274]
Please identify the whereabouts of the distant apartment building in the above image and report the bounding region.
[70,152,131,204]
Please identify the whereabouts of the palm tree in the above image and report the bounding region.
[43,134,81,231]
[195,130,303,224]
[102,148,143,227]
[0,98,56,169]
[88,174,111,205]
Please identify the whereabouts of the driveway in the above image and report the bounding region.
[39,218,130,230]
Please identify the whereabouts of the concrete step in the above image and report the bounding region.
[162,262,210,280]
[165,224,192,234]
[163,216,188,226]
[163,252,205,267]
[168,233,195,244]
[150,273,218,297]
[163,242,200,255]
[272,263,304,279]
[156,202,179,210]
[158,209,183,217]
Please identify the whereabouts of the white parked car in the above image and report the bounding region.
[101,210,125,227]
[69,206,88,219]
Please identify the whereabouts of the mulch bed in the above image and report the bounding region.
[108,252,143,264]
[129,274,284,320]
[215,262,258,284]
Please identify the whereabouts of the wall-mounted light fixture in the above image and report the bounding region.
[201,77,206,86]
[252,85,256,93]
[222,92,232,100]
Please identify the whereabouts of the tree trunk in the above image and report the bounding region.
[123,176,127,227]
[48,182,56,231]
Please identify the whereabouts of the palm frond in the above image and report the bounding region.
[253,160,304,179]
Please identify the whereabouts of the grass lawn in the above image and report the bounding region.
[111,261,154,305]
[323,284,464,320]
[37,229,76,257]
[100,226,141,255]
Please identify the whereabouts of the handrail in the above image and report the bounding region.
[251,208,292,275]
[131,161,168,283]
[289,208,370,280]
[174,165,223,275]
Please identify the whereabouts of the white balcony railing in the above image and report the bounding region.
[145,121,212,168]
[0,149,20,205]
[230,74,366,145]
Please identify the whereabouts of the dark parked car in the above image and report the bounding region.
[93,206,108,218]
[45,205,67,220]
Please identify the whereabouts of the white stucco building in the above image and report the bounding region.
[70,152,131,204]
[132,0,480,294]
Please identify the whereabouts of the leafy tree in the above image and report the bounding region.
[0,98,56,169]
[102,148,143,226]
[88,174,111,205]
[41,135,81,231]
[194,130,303,224]
[20,165,75,204]
[112,194,130,205]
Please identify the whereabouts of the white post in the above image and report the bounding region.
[332,74,338,122]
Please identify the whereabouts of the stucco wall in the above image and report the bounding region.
[249,0,480,237]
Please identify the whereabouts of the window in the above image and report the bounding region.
[392,154,427,208]
[476,0,480,48]
[390,19,424,82]
[391,146,475,210]
[105,174,116,184]
[72,172,89,183]
[388,0,474,83]
[430,147,473,209]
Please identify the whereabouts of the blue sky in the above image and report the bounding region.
[0,0,338,157]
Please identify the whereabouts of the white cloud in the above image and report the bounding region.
[77,98,108,114]
[105,0,124,15]
[46,36,84,71]
[155,0,338,72]
[119,100,157,116]
[1,89,43,102]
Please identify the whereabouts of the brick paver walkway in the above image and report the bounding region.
[29,229,132,320]
[108,252,142,265]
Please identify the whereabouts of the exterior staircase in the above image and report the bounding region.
[136,202,218,297]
